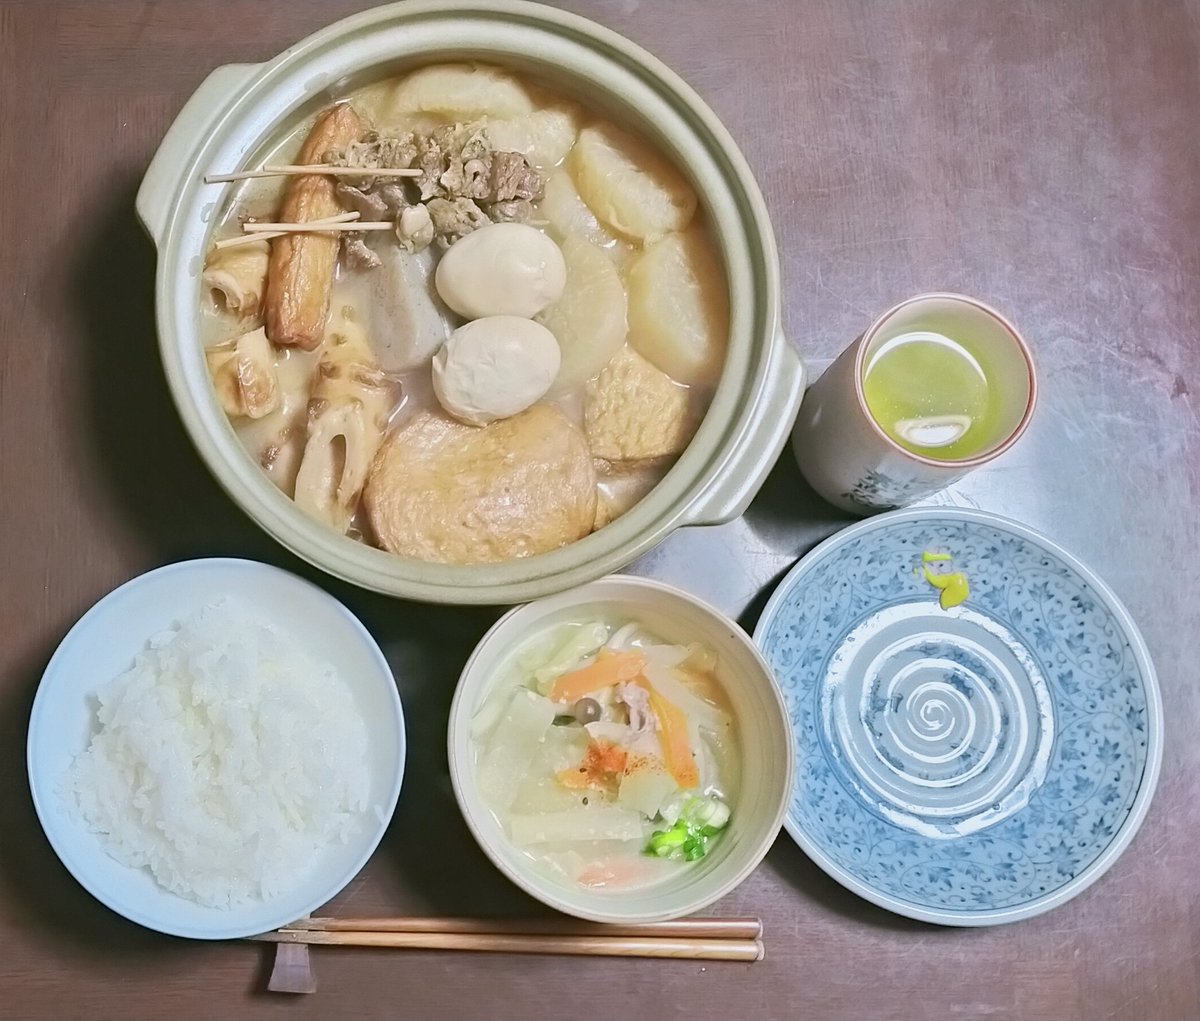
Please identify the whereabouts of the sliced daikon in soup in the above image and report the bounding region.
[538,234,628,395]
[509,806,649,847]
[538,170,629,260]
[471,617,740,892]
[569,123,697,242]
[485,105,581,170]
[476,689,556,812]
[384,64,535,122]
[627,226,729,386]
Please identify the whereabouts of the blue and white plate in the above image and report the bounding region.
[754,508,1162,925]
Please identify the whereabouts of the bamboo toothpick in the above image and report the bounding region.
[211,211,361,250]
[205,164,421,184]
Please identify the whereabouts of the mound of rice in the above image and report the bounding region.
[65,599,372,909]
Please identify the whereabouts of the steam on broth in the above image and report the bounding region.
[202,63,729,565]
[471,619,739,892]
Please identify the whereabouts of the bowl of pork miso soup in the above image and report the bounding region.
[137,1,805,604]
[448,576,793,922]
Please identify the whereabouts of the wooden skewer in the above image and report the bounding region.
[213,233,281,251]
[242,220,394,234]
[252,929,764,962]
[285,915,763,941]
[212,212,362,250]
[205,164,421,184]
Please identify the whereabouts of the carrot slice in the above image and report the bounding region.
[635,678,699,789]
[556,740,629,791]
[549,650,646,703]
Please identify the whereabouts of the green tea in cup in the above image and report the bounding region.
[858,297,1034,464]
[862,329,1004,461]
[792,293,1036,515]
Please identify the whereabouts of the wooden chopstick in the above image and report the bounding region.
[205,164,421,184]
[252,929,763,962]
[286,915,763,940]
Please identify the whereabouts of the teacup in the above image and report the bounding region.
[792,293,1037,514]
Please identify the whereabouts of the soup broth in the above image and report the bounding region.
[201,63,729,565]
[470,618,740,893]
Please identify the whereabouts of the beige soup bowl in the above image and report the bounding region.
[448,575,794,923]
[135,0,805,604]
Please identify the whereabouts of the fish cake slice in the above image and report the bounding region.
[365,405,596,564]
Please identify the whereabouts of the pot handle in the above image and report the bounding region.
[136,63,263,247]
[680,334,807,527]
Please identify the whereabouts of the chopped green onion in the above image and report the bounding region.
[648,821,690,857]
[644,796,731,862]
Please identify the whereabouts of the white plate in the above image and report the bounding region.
[27,558,406,940]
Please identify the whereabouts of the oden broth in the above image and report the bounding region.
[202,64,729,563]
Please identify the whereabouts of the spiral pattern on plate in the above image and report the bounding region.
[820,603,1054,838]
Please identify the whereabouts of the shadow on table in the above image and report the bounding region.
[734,486,850,639]
[59,176,285,570]
[0,644,193,959]
[29,179,548,948]
[740,438,853,557]
[8,188,254,952]
[352,601,559,921]
[764,834,948,935]
[735,444,854,630]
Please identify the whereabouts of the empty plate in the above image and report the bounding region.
[755,508,1162,925]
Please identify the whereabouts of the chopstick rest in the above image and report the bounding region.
[266,941,317,994]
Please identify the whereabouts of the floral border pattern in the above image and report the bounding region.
[759,519,1151,914]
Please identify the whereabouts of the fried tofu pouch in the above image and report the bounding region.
[265,104,364,350]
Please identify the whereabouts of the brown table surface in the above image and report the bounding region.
[2,1,1198,1018]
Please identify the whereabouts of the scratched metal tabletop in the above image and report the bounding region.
[1,1,1197,1018]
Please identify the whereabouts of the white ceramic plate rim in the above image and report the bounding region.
[26,558,406,940]
[754,506,1164,926]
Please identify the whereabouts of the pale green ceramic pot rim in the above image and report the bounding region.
[143,0,803,603]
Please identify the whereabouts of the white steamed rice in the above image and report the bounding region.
[64,599,372,909]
